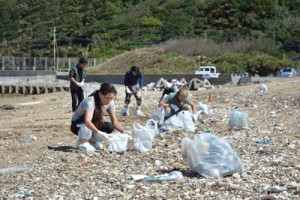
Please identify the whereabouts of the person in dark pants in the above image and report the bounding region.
[122,66,144,116]
[69,57,87,112]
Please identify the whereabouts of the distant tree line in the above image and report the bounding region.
[0,0,299,73]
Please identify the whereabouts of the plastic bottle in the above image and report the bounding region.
[209,94,213,101]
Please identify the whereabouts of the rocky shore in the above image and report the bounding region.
[0,77,299,199]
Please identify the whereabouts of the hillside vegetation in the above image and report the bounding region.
[88,38,298,76]
[0,0,299,75]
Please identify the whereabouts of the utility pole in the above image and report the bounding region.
[53,27,56,70]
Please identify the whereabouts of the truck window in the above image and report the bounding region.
[205,68,210,72]
[282,68,292,72]
[211,68,215,73]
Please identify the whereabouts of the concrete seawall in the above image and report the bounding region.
[0,70,57,84]
[1,70,287,95]
[0,71,67,94]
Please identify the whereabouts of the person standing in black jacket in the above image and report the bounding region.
[69,57,87,112]
[122,66,144,116]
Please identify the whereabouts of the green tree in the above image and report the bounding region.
[162,10,194,39]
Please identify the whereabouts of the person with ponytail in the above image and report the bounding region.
[71,83,131,151]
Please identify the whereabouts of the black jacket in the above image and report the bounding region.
[69,64,87,90]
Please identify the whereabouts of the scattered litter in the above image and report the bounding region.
[142,171,184,182]
[19,134,37,142]
[131,174,149,181]
[228,110,248,130]
[259,84,268,92]
[0,166,28,174]
[256,140,272,145]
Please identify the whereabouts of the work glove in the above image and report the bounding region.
[170,104,179,112]
[76,82,84,87]
[93,131,110,142]
[126,87,132,94]
[136,91,141,98]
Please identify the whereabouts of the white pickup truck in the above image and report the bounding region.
[195,66,220,78]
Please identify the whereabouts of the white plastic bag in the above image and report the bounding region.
[108,133,131,153]
[145,119,159,136]
[197,102,209,115]
[228,110,248,130]
[259,84,268,92]
[181,133,247,178]
[81,83,94,93]
[164,114,184,131]
[133,122,155,152]
[177,110,195,132]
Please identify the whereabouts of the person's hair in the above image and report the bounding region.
[131,66,139,73]
[89,83,117,129]
[176,86,189,99]
[79,57,87,64]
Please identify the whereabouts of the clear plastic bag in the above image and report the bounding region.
[133,122,155,152]
[145,119,159,136]
[151,106,165,125]
[164,114,184,131]
[181,133,247,178]
[177,110,195,132]
[228,110,248,130]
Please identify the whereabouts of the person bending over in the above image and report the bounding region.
[71,83,131,151]
[159,86,197,121]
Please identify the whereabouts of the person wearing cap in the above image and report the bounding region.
[69,57,87,112]
[122,66,144,116]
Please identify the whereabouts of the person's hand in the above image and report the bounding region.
[170,104,179,112]
[93,131,110,142]
[76,82,84,87]
[136,91,141,98]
